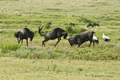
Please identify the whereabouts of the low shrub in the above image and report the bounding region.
[13,47,63,59]
[1,42,21,53]
[65,26,87,34]
[65,26,73,33]
[45,21,52,29]
[78,17,97,23]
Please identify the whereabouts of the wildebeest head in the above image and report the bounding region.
[87,23,93,28]
[62,32,68,39]
[29,32,34,41]
[92,31,95,34]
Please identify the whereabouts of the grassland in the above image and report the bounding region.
[0,0,120,80]
[0,57,120,80]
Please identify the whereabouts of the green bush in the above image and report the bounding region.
[65,26,87,34]
[1,42,21,53]
[65,26,73,33]
[78,17,97,23]
[1,44,120,60]
[45,21,52,29]
[13,47,62,59]
[106,21,120,26]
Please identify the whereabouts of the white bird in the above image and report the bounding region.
[102,33,110,41]
[5,9,7,11]
[93,36,99,44]
[0,29,2,33]
[1,8,3,11]
[15,12,18,14]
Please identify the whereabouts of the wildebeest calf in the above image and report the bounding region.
[38,26,68,47]
[87,23,99,28]
[14,28,34,47]
[68,31,95,47]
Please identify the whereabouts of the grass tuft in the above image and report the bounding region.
[1,42,21,53]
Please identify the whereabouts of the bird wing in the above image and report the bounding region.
[103,35,110,40]
[105,36,110,39]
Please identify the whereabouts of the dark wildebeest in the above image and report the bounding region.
[14,28,34,47]
[38,26,68,47]
[68,31,95,47]
[87,23,93,28]
[69,23,75,26]
[92,23,99,27]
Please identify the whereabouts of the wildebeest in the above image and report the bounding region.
[92,23,99,27]
[38,26,68,47]
[87,23,99,28]
[14,28,34,47]
[69,23,75,26]
[68,31,95,47]
[87,23,93,28]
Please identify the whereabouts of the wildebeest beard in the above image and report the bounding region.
[63,32,68,39]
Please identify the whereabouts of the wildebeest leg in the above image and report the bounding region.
[89,41,92,47]
[68,42,72,46]
[26,39,28,47]
[78,41,81,47]
[54,38,61,47]
[21,40,23,45]
[68,40,72,46]
[77,38,81,47]
[78,43,81,47]
[17,38,19,42]
[18,39,21,44]
[93,41,95,46]
[42,39,48,47]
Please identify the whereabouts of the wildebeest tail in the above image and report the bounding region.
[38,26,45,36]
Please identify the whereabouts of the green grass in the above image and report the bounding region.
[0,0,120,28]
[0,57,120,80]
[0,42,21,53]
[0,39,120,60]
